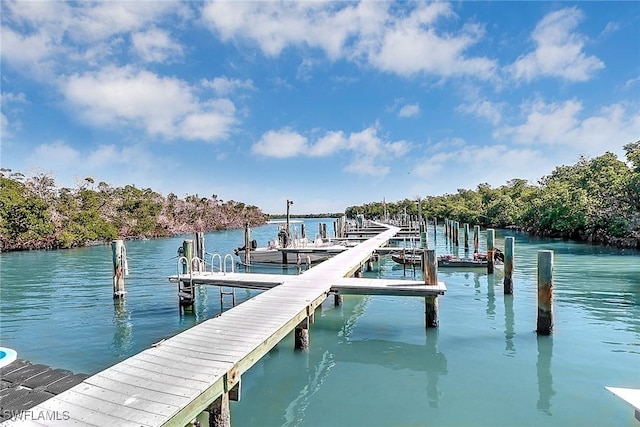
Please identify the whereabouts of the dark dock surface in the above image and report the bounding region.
[0,359,88,423]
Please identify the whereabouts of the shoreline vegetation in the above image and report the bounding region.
[346,142,640,250]
[0,172,269,252]
[2,142,638,252]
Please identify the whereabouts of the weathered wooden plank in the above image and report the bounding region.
[69,382,179,420]
[101,365,203,398]
[83,374,191,409]
[119,357,225,384]
[34,396,140,426]
[163,334,257,354]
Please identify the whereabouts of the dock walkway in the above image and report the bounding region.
[2,224,444,427]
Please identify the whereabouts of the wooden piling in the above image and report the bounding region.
[334,293,343,306]
[487,229,495,274]
[244,223,251,265]
[295,317,310,351]
[463,223,469,251]
[504,237,514,294]
[422,249,439,328]
[182,240,193,274]
[207,393,230,427]
[453,221,459,247]
[111,239,126,299]
[433,217,437,242]
[420,222,427,249]
[536,250,554,335]
[473,225,480,253]
[195,232,205,266]
[444,218,449,239]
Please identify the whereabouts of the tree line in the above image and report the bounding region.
[345,142,640,249]
[0,172,269,251]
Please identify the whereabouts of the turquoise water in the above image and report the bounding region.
[1,219,638,426]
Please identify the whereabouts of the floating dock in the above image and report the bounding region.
[2,223,445,426]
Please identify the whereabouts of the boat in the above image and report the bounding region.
[391,249,504,268]
[234,201,347,265]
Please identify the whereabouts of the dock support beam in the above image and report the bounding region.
[504,237,514,294]
[207,393,230,427]
[487,229,495,275]
[537,250,554,335]
[295,317,310,351]
[334,293,343,306]
[422,249,439,328]
[111,239,126,299]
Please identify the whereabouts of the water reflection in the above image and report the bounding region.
[112,299,132,357]
[536,335,555,415]
[504,296,515,356]
[425,328,447,408]
[486,273,496,318]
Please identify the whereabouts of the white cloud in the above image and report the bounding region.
[494,99,640,157]
[252,126,410,176]
[202,77,256,95]
[398,103,420,118]
[131,28,183,63]
[28,141,82,168]
[252,129,309,158]
[201,1,376,59]
[61,66,237,141]
[510,7,604,82]
[309,131,347,157]
[458,99,503,126]
[201,1,497,79]
[412,140,546,192]
[1,1,187,76]
[0,92,27,138]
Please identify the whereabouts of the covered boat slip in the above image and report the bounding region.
[2,224,445,427]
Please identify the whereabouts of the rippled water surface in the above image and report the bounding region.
[1,220,638,426]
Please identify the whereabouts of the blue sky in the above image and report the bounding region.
[1,1,639,214]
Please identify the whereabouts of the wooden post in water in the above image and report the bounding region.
[504,237,515,294]
[473,225,480,253]
[537,250,554,335]
[182,240,193,274]
[463,223,469,252]
[295,316,310,351]
[420,222,427,249]
[334,292,343,306]
[208,393,230,427]
[195,232,205,266]
[453,221,459,247]
[487,229,495,274]
[422,249,439,328]
[433,217,437,242]
[444,218,448,239]
[244,223,251,266]
[111,240,126,299]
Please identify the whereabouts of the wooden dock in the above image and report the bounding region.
[2,224,445,426]
[606,387,640,421]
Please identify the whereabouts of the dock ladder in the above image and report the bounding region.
[210,253,237,311]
